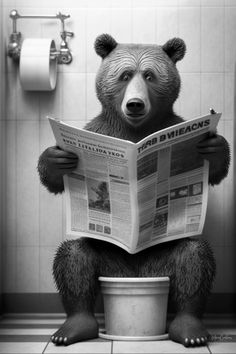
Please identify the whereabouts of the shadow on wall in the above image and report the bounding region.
[234,62,236,235]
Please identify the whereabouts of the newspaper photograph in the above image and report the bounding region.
[48,112,221,254]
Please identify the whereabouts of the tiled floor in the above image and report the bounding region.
[0,314,236,354]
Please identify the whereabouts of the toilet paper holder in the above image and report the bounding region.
[7,9,74,64]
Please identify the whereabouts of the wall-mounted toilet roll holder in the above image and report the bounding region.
[7,9,74,64]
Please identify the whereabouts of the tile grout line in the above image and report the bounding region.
[42,338,51,354]
[207,342,213,354]
[111,339,114,354]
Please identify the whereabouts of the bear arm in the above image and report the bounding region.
[208,137,230,186]
[37,149,64,195]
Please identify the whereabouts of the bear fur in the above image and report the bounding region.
[37,34,230,347]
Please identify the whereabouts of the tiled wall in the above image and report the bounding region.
[0,1,4,305]
[2,0,236,297]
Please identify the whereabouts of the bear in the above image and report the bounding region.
[37,34,230,347]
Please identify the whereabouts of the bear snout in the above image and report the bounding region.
[126,98,145,115]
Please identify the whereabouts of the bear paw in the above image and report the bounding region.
[169,313,209,347]
[51,313,98,346]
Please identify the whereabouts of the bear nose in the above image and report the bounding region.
[126,98,145,114]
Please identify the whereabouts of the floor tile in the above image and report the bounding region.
[0,342,47,354]
[208,342,236,353]
[0,335,50,342]
[112,340,210,353]
[44,339,112,353]
[0,328,57,335]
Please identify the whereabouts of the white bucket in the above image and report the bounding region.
[99,277,170,339]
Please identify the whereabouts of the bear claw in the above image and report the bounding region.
[196,338,201,345]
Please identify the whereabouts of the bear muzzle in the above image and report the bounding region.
[124,98,149,126]
[126,98,145,114]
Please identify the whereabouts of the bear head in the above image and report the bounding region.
[94,34,186,129]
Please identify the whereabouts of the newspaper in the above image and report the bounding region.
[49,112,221,254]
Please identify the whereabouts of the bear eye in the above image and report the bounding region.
[120,71,132,82]
[144,71,155,82]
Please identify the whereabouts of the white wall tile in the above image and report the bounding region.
[16,246,39,292]
[132,8,156,43]
[3,247,16,293]
[40,9,62,39]
[4,121,17,247]
[201,0,225,6]
[201,7,224,72]
[223,120,235,246]
[173,98,181,116]
[224,73,235,121]
[55,8,87,74]
[39,247,56,292]
[38,0,88,7]
[5,72,17,120]
[201,73,224,116]
[133,0,178,6]
[39,73,63,120]
[62,194,67,240]
[223,176,235,246]
[16,8,42,38]
[225,0,236,5]
[14,0,84,7]
[179,0,200,5]
[203,184,225,246]
[16,121,40,247]
[111,8,132,43]
[156,7,179,44]
[40,187,63,247]
[16,76,40,120]
[179,73,201,118]
[225,7,236,72]
[113,0,132,7]
[3,0,16,7]
[62,73,86,121]
[87,0,112,7]
[86,8,111,73]
[178,7,201,73]
[39,119,57,152]
[86,73,102,121]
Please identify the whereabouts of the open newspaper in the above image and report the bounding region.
[49,112,221,254]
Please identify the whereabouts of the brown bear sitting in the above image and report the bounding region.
[37,34,230,347]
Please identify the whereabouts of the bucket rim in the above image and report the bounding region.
[98,276,170,283]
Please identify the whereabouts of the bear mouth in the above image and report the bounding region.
[125,113,147,126]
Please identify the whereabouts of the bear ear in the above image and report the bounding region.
[162,38,186,63]
[94,34,118,59]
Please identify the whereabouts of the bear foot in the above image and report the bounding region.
[51,312,99,346]
[169,313,209,347]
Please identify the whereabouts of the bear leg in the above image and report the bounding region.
[51,238,137,346]
[138,238,215,347]
[51,238,100,346]
[168,238,216,347]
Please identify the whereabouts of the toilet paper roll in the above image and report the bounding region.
[19,38,57,91]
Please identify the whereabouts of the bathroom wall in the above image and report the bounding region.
[0,0,4,313]
[2,0,236,312]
